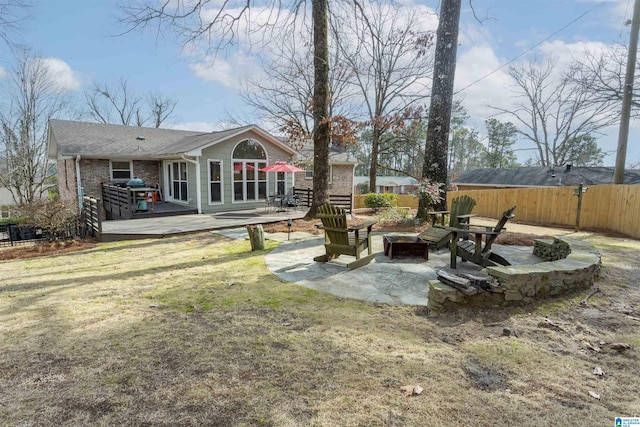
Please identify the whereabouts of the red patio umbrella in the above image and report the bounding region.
[259,162,305,173]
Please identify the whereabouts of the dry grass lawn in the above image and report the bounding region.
[0,228,638,426]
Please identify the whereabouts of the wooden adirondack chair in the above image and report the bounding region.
[418,195,476,249]
[314,203,377,270]
[448,206,517,269]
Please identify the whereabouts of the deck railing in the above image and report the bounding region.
[82,196,102,239]
[292,188,353,214]
[101,184,134,219]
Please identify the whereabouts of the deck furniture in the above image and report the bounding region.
[448,206,516,269]
[383,236,429,260]
[418,195,477,249]
[314,203,377,270]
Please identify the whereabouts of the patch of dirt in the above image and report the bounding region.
[0,239,96,261]
[466,360,507,391]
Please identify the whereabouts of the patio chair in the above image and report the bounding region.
[418,195,476,249]
[313,203,377,270]
[448,206,516,269]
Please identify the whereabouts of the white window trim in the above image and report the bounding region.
[109,160,133,182]
[170,161,189,204]
[207,159,224,205]
[305,165,332,183]
[231,160,268,203]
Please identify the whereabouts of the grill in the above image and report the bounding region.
[127,177,145,188]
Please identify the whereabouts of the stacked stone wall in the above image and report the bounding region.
[428,237,601,310]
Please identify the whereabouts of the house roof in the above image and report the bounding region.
[453,166,640,187]
[354,176,419,187]
[294,141,357,164]
[48,119,296,159]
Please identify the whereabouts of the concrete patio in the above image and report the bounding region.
[215,227,577,306]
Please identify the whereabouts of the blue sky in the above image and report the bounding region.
[1,0,637,166]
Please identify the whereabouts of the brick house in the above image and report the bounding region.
[291,142,357,196]
[48,119,355,214]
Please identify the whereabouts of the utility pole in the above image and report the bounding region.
[614,0,640,184]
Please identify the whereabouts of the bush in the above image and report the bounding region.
[363,193,399,209]
[0,217,20,226]
[16,200,79,241]
[376,207,412,223]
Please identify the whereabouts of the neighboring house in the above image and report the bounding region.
[453,165,640,190]
[47,119,301,214]
[292,142,356,196]
[353,176,419,194]
[0,187,17,218]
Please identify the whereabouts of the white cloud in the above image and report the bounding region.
[0,66,7,79]
[454,43,513,123]
[189,52,262,89]
[36,57,83,92]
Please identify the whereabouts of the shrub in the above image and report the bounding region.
[16,200,79,241]
[0,217,20,226]
[376,207,412,223]
[363,192,399,209]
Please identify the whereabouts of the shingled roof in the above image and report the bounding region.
[453,166,640,187]
[48,119,295,159]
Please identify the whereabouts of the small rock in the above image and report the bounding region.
[149,304,159,308]
[400,384,423,396]
[502,327,511,336]
[582,341,601,352]
[593,367,604,376]
[588,391,601,400]
[607,343,632,352]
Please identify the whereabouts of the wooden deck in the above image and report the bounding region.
[100,208,307,241]
[102,184,198,220]
[131,201,198,219]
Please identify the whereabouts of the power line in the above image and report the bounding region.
[454,2,605,95]
[620,0,633,39]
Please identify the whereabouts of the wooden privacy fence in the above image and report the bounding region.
[354,194,419,209]
[450,184,640,239]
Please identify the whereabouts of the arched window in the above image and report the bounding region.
[232,140,267,160]
[232,140,267,202]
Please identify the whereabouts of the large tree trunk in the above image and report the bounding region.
[307,0,331,218]
[419,0,461,216]
[368,125,382,193]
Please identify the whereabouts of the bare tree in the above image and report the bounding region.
[420,0,461,216]
[570,44,640,115]
[84,77,176,127]
[331,1,434,192]
[494,58,616,167]
[0,49,70,204]
[120,0,332,216]
[0,0,31,47]
[238,21,356,136]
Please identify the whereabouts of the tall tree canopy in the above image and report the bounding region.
[330,0,434,191]
[484,118,519,169]
[84,77,177,128]
[0,49,71,204]
[121,0,334,216]
[493,58,616,167]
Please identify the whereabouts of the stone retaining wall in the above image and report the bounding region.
[428,237,600,310]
